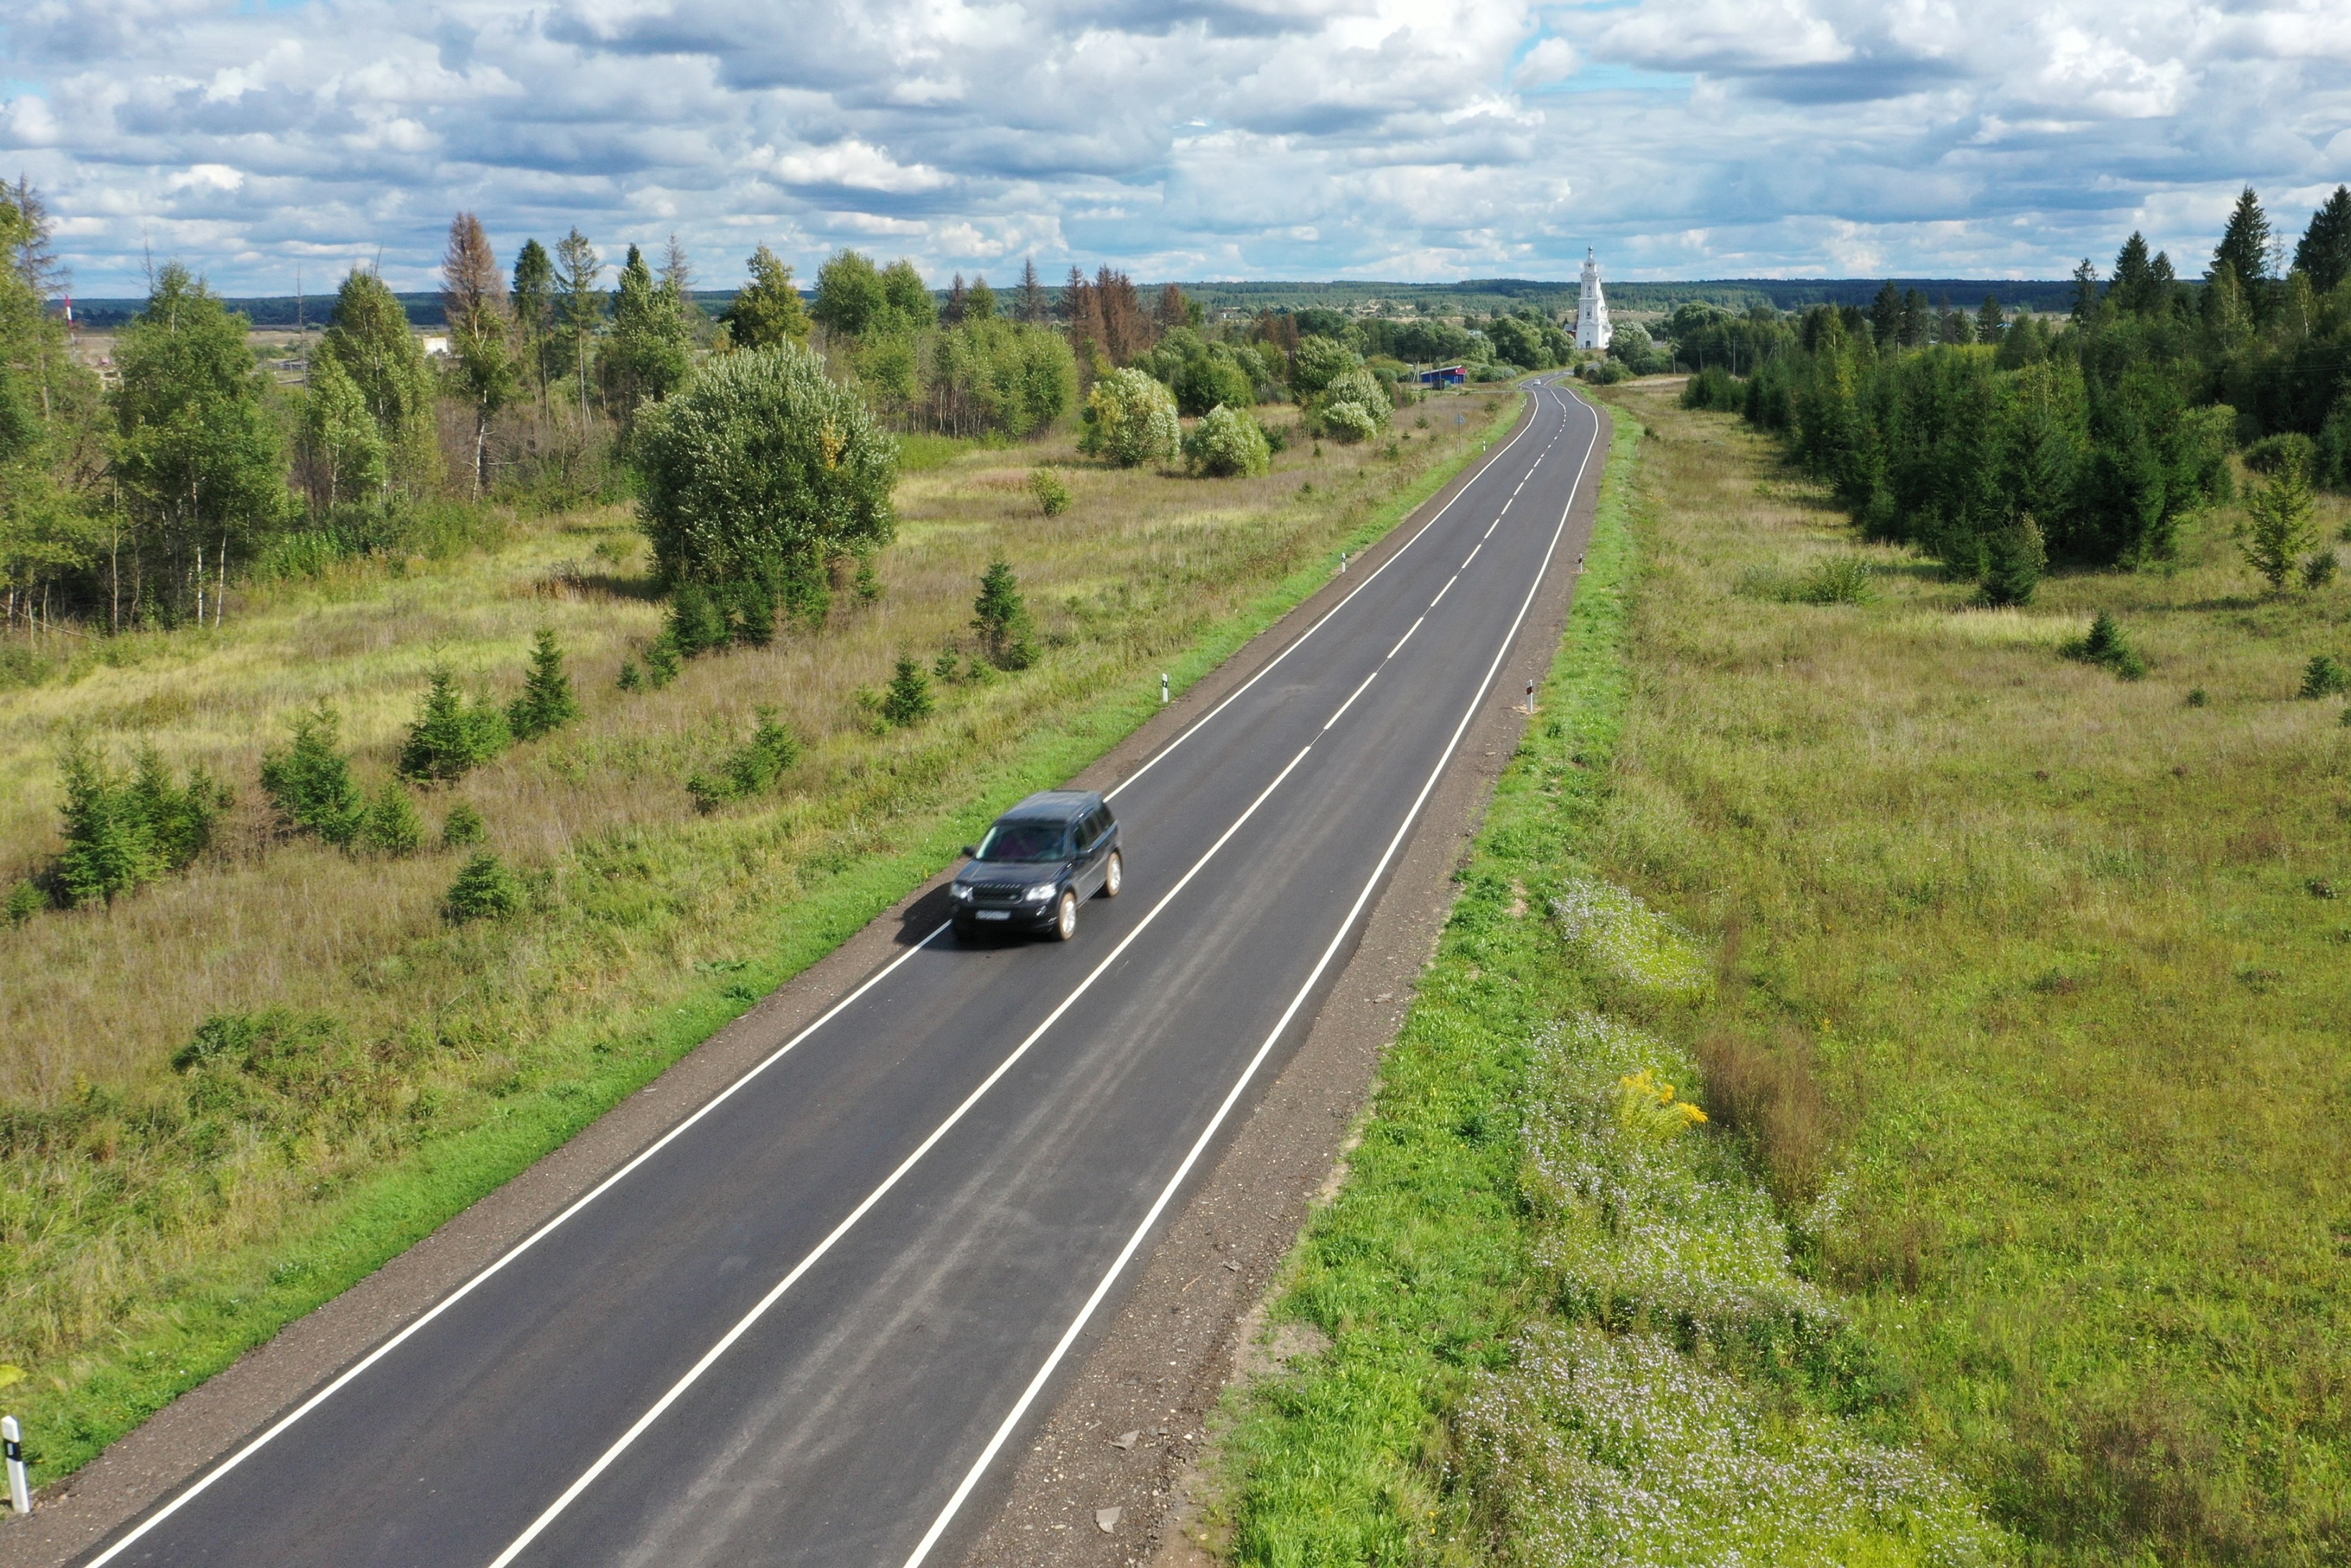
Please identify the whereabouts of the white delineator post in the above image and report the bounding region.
[4,1415,30,1516]
[1160,673,1169,706]
[1526,679,1538,714]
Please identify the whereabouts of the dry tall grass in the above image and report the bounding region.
[1592,381,2351,1563]
[0,399,1510,1470]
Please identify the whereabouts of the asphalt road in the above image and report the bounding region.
[78,379,1603,1568]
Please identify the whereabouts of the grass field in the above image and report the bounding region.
[0,393,1518,1480]
[1214,379,2350,1568]
[1585,383,2350,1564]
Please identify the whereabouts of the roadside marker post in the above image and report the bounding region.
[4,1415,29,1516]
[1526,679,1538,714]
[1160,673,1168,706]
[1340,551,1347,573]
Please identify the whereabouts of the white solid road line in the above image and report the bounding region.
[79,918,956,1568]
[899,385,1603,1568]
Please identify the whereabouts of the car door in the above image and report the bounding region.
[1074,805,1110,895]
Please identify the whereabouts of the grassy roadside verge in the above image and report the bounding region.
[3,395,1530,1487]
[1215,399,2007,1564]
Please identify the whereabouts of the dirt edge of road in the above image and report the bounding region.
[0,390,1576,1568]
[957,390,1610,1568]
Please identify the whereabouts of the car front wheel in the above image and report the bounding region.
[1099,849,1123,899]
[1052,889,1079,941]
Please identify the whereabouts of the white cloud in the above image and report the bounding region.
[0,0,2341,293]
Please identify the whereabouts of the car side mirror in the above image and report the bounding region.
[961,845,978,858]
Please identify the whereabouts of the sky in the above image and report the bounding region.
[2,0,2347,296]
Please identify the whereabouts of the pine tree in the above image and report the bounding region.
[2294,185,2351,294]
[944,272,968,325]
[882,656,933,725]
[511,238,557,410]
[2069,258,2102,325]
[357,779,426,855]
[1899,288,1929,347]
[1868,281,1903,347]
[506,627,579,740]
[1014,257,1049,325]
[2241,458,2316,593]
[667,583,729,657]
[55,741,160,907]
[603,244,691,422]
[400,669,508,783]
[2213,186,2273,288]
[970,557,1036,670]
[129,745,226,871]
[260,702,368,843]
[554,228,605,423]
[443,852,522,922]
[1979,515,2046,606]
[720,245,810,350]
[2112,232,2154,315]
[1975,294,2006,343]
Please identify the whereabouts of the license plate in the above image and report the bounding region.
[975,910,1011,921]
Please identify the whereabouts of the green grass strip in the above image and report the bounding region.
[1221,403,1642,1564]
[16,393,1528,1485]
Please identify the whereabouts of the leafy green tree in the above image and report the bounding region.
[297,356,386,510]
[965,277,997,322]
[260,702,368,844]
[633,342,898,597]
[1078,368,1179,468]
[1290,336,1360,399]
[112,264,293,624]
[2242,455,2316,593]
[443,852,522,922]
[1183,402,1272,477]
[398,668,510,783]
[879,259,936,330]
[1314,366,1392,441]
[2294,185,2351,294]
[313,269,437,491]
[1029,468,1071,515]
[555,228,605,422]
[441,212,515,495]
[721,245,811,350]
[506,627,579,739]
[881,655,933,724]
[971,557,1036,670]
[813,250,889,338]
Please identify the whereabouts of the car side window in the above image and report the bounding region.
[1079,807,1108,851]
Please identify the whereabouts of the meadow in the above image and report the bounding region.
[1587,382,2350,1564]
[0,393,1514,1478]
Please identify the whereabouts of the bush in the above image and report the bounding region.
[2244,432,2317,477]
[1029,468,1072,516]
[687,708,801,812]
[2299,653,2350,699]
[1173,351,1257,418]
[1290,335,1360,399]
[443,852,522,923]
[397,670,509,784]
[1184,404,1273,477]
[1318,400,1381,444]
[667,583,730,658]
[1312,367,1391,442]
[441,801,486,847]
[356,780,426,856]
[2066,610,2148,679]
[6,878,43,924]
[972,557,1038,670]
[260,702,366,844]
[1078,368,1180,468]
[505,628,579,741]
[633,342,898,596]
[882,656,933,726]
[1680,365,1743,412]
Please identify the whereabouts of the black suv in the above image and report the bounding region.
[950,791,1123,941]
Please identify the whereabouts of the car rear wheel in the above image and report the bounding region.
[1099,849,1123,899]
[1052,889,1079,941]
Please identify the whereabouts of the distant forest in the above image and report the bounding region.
[61,275,2085,330]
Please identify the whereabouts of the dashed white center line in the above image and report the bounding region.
[1430,573,1461,607]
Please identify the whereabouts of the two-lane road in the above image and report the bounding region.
[80,379,1604,1568]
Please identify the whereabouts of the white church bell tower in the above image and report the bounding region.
[1575,248,1612,352]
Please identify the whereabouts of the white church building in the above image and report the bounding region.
[1574,248,1612,352]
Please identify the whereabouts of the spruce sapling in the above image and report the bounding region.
[443,852,522,922]
[506,627,580,740]
[358,779,426,855]
[260,702,366,843]
[881,656,933,726]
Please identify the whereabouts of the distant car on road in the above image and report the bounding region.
[951,791,1122,941]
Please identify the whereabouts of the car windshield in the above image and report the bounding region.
[975,820,1071,863]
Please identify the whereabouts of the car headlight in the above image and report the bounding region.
[950,883,973,900]
[1023,882,1056,901]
